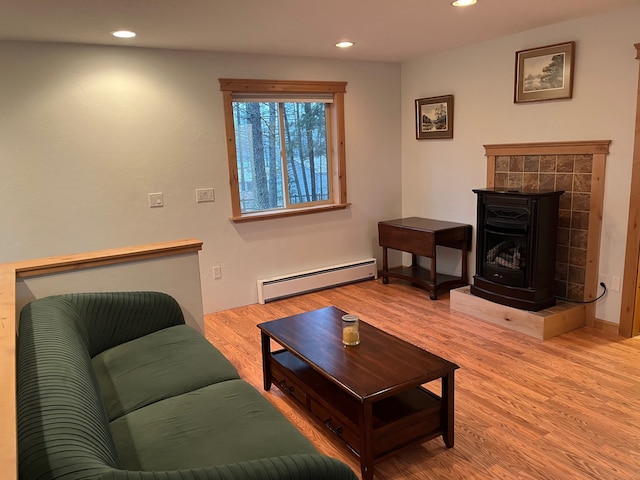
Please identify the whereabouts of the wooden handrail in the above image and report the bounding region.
[14,238,203,278]
[0,239,203,480]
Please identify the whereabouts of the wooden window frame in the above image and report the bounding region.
[620,43,640,337]
[219,79,349,222]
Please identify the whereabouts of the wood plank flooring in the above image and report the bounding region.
[203,279,640,479]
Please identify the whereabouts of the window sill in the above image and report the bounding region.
[230,203,351,223]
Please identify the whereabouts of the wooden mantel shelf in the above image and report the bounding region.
[484,140,611,156]
[0,238,203,480]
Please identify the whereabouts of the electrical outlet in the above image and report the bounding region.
[611,276,621,292]
[196,188,215,203]
[598,274,609,288]
[213,265,222,279]
[148,192,164,208]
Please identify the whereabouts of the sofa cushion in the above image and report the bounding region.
[109,379,318,471]
[93,324,239,421]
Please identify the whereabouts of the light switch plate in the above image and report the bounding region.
[196,188,215,203]
[148,192,164,207]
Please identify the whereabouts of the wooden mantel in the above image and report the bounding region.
[483,140,611,156]
[484,139,610,328]
[0,239,203,480]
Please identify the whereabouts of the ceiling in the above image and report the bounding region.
[0,0,638,62]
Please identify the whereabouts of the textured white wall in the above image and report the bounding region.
[15,254,205,332]
[6,7,634,323]
[0,42,402,313]
[401,5,640,324]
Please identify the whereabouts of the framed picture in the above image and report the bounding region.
[415,95,454,139]
[514,41,575,103]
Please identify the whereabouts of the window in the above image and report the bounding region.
[219,79,348,222]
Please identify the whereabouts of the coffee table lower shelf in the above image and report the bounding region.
[266,350,447,471]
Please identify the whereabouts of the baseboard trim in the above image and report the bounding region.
[593,317,621,336]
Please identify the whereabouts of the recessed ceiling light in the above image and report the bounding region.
[112,30,137,39]
[452,0,477,6]
[335,41,354,49]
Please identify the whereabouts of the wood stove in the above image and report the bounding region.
[471,188,564,311]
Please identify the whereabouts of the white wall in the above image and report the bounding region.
[6,7,634,323]
[0,42,402,313]
[15,253,205,332]
[401,5,640,324]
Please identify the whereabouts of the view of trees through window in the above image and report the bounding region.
[233,101,330,213]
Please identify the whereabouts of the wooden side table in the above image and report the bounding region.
[378,217,472,299]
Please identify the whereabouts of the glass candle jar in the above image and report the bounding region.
[342,314,360,346]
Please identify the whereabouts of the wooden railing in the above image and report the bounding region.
[0,239,203,480]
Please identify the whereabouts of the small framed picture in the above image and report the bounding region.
[514,41,575,103]
[415,95,454,140]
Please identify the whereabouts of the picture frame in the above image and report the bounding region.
[415,95,454,139]
[514,41,575,103]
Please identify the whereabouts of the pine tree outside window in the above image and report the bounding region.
[220,79,348,222]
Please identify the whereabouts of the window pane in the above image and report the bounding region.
[282,102,330,205]
[233,102,283,213]
[221,79,347,221]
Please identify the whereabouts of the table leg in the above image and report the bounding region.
[360,402,375,480]
[429,253,438,300]
[382,246,389,284]
[260,331,272,391]
[461,239,468,283]
[442,372,455,448]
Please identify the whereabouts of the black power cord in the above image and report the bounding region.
[555,281,607,304]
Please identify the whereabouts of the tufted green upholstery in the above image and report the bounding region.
[17,292,357,480]
[92,324,240,421]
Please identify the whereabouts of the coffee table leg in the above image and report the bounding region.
[442,371,455,447]
[260,331,272,391]
[360,402,375,480]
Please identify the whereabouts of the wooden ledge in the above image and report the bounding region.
[230,203,350,223]
[12,238,203,278]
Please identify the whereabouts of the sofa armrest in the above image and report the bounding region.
[101,455,358,480]
[61,291,186,356]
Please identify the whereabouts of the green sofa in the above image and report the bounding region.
[17,291,357,480]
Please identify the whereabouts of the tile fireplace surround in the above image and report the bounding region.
[483,140,610,325]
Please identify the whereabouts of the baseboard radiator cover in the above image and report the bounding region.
[257,258,378,304]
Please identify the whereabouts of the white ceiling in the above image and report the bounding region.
[0,0,638,62]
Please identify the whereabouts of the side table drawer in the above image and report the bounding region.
[378,223,434,257]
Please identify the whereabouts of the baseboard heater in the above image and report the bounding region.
[257,258,378,304]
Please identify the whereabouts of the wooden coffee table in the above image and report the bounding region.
[258,306,459,480]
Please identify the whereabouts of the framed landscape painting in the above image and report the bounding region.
[514,41,575,103]
[415,95,454,139]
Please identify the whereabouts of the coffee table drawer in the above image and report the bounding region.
[310,397,360,453]
[270,360,309,406]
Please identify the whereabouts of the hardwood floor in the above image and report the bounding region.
[203,279,640,479]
